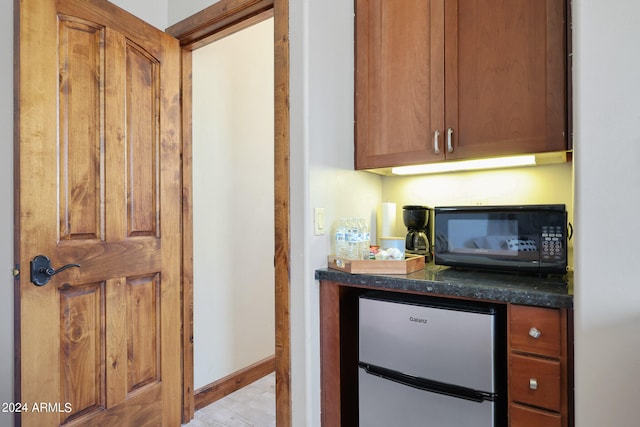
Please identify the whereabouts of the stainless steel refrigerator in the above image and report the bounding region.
[358,292,505,426]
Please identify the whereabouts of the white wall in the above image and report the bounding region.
[191,17,275,390]
[289,1,382,426]
[111,0,168,29]
[573,1,640,425]
[168,0,220,26]
[383,162,574,255]
[0,1,14,426]
[384,163,572,215]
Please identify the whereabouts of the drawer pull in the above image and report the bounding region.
[529,378,538,390]
[529,327,542,339]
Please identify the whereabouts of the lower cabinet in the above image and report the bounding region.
[508,304,572,427]
[318,281,573,426]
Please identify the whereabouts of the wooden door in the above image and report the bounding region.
[355,0,445,170]
[15,0,182,426]
[444,0,567,160]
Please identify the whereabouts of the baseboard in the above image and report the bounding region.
[194,354,275,411]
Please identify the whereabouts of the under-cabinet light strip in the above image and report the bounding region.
[391,155,537,175]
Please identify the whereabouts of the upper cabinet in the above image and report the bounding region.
[355,0,568,170]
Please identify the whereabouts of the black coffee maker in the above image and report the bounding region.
[402,205,432,260]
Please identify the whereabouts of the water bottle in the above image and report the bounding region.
[335,218,348,258]
[346,218,361,259]
[359,218,370,259]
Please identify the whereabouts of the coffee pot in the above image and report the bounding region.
[402,205,431,259]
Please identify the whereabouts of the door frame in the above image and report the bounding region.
[165,0,290,424]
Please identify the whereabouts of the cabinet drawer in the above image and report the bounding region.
[510,354,561,411]
[510,305,561,357]
[510,403,562,427]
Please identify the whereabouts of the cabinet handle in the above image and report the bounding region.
[447,128,454,153]
[434,130,441,155]
[529,327,542,339]
[529,378,538,390]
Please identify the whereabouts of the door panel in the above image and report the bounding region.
[355,0,445,169]
[59,282,105,416]
[16,0,181,425]
[125,42,160,238]
[58,15,104,242]
[445,0,567,159]
[127,274,160,392]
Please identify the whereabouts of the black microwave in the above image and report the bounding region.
[434,204,568,275]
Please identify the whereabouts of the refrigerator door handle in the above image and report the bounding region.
[359,362,495,403]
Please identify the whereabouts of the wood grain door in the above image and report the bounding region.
[444,0,567,160]
[355,0,445,169]
[15,0,182,425]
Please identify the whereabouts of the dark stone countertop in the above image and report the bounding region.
[315,263,573,309]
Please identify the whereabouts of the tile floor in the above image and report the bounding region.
[183,372,275,427]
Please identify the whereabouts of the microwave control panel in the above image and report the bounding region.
[541,225,564,260]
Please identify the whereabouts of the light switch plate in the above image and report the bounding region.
[314,208,325,236]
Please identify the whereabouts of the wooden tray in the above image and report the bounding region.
[327,253,425,274]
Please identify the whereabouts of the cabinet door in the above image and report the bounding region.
[444,0,567,160]
[510,403,562,427]
[510,354,562,411]
[355,0,445,169]
[510,305,562,357]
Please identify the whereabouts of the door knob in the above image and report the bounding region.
[30,255,80,286]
